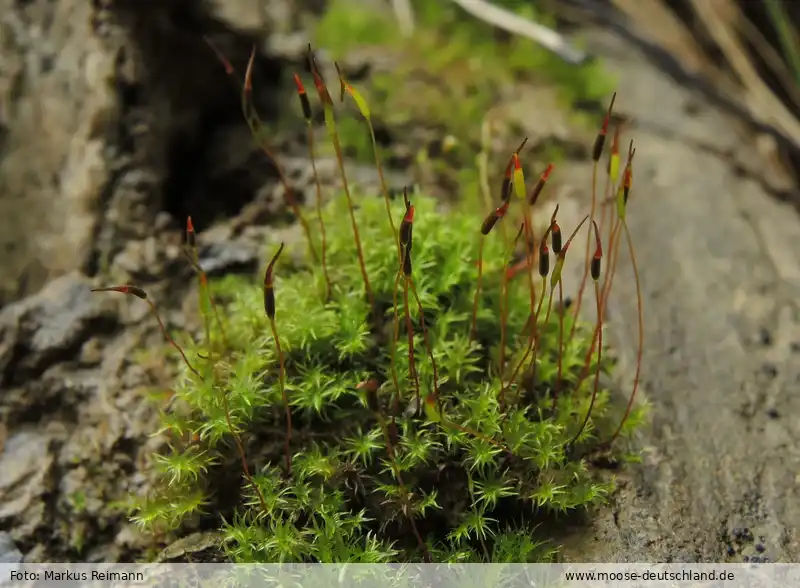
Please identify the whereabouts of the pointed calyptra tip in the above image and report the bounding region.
[311,70,326,98]
[400,193,415,243]
[592,220,602,258]
[265,242,286,286]
[550,203,560,224]
[91,285,148,300]
[602,92,617,134]
[623,165,633,205]
[593,93,617,162]
[294,73,313,121]
[334,61,346,103]
[186,216,196,248]
[529,162,555,206]
[293,73,305,94]
[591,220,602,281]
[203,36,235,75]
[512,152,522,171]
[404,204,415,223]
[305,47,331,104]
[503,158,513,180]
[263,243,284,320]
[244,45,256,92]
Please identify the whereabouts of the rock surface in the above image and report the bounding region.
[0,0,288,308]
[552,27,800,563]
[0,531,22,564]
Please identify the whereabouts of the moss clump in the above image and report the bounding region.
[100,42,647,564]
[118,182,647,561]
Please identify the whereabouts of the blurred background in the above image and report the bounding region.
[0,0,799,564]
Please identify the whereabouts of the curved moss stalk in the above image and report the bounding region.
[307,45,374,308]
[547,213,591,411]
[571,220,604,445]
[334,62,400,260]
[293,73,333,300]
[204,40,318,264]
[471,199,511,341]
[263,243,292,475]
[570,93,616,336]
[183,217,229,353]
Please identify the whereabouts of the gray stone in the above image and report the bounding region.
[0,531,22,564]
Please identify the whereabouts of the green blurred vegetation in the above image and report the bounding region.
[311,0,615,195]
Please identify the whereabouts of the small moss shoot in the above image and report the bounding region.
[100,44,648,564]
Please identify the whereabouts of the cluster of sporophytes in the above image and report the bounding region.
[95,45,646,563]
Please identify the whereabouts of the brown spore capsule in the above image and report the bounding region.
[481,212,499,236]
[591,92,617,162]
[293,73,313,122]
[264,286,275,320]
[263,242,285,320]
[538,242,550,278]
[480,200,510,235]
[551,222,562,255]
[529,163,554,206]
[590,220,602,281]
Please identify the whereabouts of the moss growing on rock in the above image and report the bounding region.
[101,44,646,564]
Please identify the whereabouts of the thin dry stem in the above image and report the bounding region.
[469,237,486,341]
[570,279,603,446]
[568,163,600,343]
[409,280,441,413]
[239,48,318,264]
[389,269,404,418]
[269,317,292,476]
[402,276,421,414]
[306,125,333,299]
[606,219,644,445]
[218,378,271,516]
[329,124,375,308]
